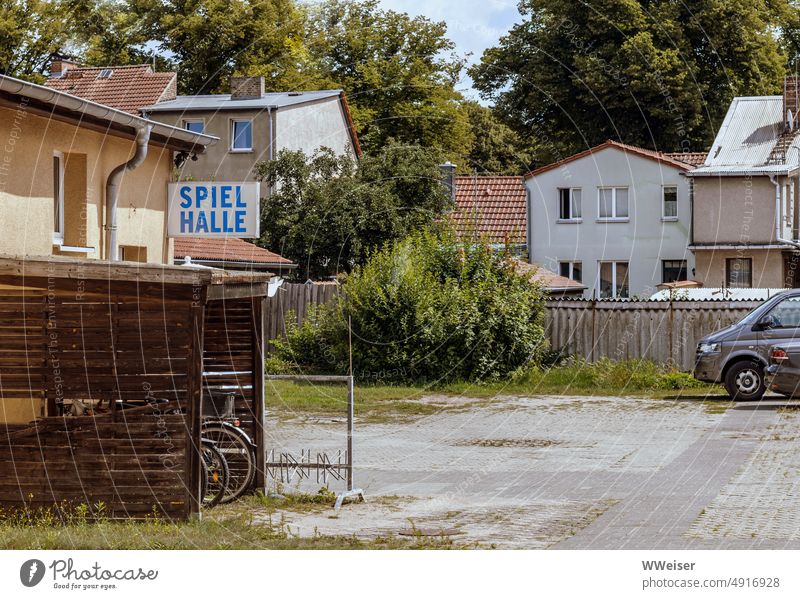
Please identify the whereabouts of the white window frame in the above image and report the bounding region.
[230,118,253,152]
[53,151,64,245]
[183,118,205,134]
[662,185,678,220]
[597,186,629,221]
[559,261,582,283]
[598,261,630,298]
[557,187,582,222]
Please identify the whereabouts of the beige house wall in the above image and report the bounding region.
[0,106,174,263]
[693,248,784,288]
[692,176,782,244]
[154,96,355,183]
[158,108,272,181]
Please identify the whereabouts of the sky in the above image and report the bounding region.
[376,0,523,99]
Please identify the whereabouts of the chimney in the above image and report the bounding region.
[230,76,265,100]
[49,54,79,78]
[439,162,457,203]
[784,76,799,130]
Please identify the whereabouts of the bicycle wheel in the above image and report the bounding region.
[201,439,229,508]
[201,422,255,504]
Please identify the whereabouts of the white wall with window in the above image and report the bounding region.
[526,143,693,298]
[558,188,582,221]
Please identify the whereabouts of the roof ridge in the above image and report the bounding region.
[524,139,691,179]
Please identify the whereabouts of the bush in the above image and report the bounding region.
[273,227,548,383]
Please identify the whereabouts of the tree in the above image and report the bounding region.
[307,0,473,160]
[77,0,314,94]
[272,227,548,382]
[0,0,87,80]
[462,101,533,174]
[255,141,450,280]
[470,0,789,161]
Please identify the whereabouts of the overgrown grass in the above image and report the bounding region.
[266,358,724,416]
[0,493,460,550]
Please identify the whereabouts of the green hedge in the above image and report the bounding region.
[271,227,548,383]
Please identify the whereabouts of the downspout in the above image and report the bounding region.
[267,106,273,200]
[105,125,152,261]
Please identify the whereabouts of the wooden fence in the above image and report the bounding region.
[545,300,760,371]
[264,282,339,348]
[263,285,762,371]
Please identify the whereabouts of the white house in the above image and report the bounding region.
[525,140,701,298]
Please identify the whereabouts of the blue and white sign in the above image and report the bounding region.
[167,182,260,238]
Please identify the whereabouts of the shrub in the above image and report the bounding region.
[273,227,548,383]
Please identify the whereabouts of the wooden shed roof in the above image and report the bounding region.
[0,254,270,287]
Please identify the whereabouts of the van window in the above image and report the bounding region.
[766,296,800,328]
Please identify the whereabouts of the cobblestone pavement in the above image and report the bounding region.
[262,395,800,548]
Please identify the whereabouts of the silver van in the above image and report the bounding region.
[694,290,800,400]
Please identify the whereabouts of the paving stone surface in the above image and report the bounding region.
[262,395,800,548]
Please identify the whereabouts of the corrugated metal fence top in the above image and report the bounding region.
[649,288,787,301]
[546,300,762,311]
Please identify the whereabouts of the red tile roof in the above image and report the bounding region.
[45,65,177,114]
[452,175,526,245]
[512,261,586,291]
[173,238,295,266]
[524,140,693,179]
[666,151,708,167]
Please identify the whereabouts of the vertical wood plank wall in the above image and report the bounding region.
[545,300,761,371]
[263,282,339,352]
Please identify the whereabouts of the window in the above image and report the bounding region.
[53,152,64,244]
[598,187,629,220]
[726,258,752,288]
[559,261,583,283]
[662,186,678,219]
[97,69,114,79]
[765,296,800,329]
[184,119,205,134]
[599,261,629,298]
[230,119,253,151]
[558,188,581,220]
[121,246,148,263]
[662,260,687,283]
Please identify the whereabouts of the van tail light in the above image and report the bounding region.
[771,348,789,362]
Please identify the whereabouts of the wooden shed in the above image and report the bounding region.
[0,255,267,519]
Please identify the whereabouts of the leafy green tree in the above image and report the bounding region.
[307,0,473,160]
[0,0,87,80]
[255,141,450,280]
[463,101,533,174]
[77,0,314,93]
[470,0,789,160]
[272,227,548,382]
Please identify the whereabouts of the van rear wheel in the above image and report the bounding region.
[724,361,765,401]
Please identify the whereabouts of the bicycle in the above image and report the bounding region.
[200,437,229,508]
[201,391,257,504]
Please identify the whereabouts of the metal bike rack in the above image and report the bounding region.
[265,374,365,509]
